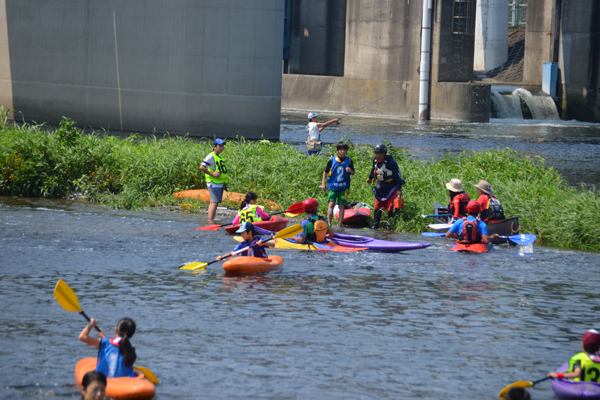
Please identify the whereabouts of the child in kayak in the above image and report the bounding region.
[446,178,470,223]
[548,329,600,382]
[79,318,137,378]
[445,201,496,244]
[291,198,333,244]
[232,192,270,225]
[217,222,274,260]
[80,371,107,400]
[321,141,355,227]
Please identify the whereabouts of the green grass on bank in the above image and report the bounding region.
[1,116,599,251]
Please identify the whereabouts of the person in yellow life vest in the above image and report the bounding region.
[231,192,271,225]
[291,198,334,244]
[199,139,228,223]
[548,329,600,382]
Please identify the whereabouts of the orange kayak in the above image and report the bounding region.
[451,241,493,253]
[173,189,280,210]
[223,256,284,274]
[74,358,155,400]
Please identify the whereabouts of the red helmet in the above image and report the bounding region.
[303,198,318,213]
[466,200,481,214]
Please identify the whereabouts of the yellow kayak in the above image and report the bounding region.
[233,236,366,252]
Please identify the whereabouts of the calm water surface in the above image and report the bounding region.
[281,112,600,187]
[1,196,600,399]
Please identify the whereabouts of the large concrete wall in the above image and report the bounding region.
[557,0,600,122]
[281,0,487,122]
[287,0,346,76]
[522,0,557,85]
[283,0,421,119]
[0,0,284,139]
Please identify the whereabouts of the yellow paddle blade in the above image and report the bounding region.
[179,262,208,270]
[497,381,532,398]
[273,223,303,239]
[134,365,159,384]
[54,279,82,313]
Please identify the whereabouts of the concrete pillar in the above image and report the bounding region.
[474,0,509,71]
[523,0,558,85]
[0,0,13,119]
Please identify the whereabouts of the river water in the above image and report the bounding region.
[2,116,600,399]
[281,113,600,187]
[2,195,600,400]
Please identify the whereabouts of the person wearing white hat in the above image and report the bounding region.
[306,112,339,155]
[473,180,505,223]
[445,178,471,222]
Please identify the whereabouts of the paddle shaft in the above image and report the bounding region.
[532,376,551,386]
[79,310,105,338]
[421,213,451,218]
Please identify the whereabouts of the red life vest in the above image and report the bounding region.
[460,217,481,244]
[449,192,470,218]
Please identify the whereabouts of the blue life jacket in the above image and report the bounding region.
[327,156,351,191]
[95,337,136,378]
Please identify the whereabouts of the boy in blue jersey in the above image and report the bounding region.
[321,142,355,227]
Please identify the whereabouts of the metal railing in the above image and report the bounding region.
[509,0,527,27]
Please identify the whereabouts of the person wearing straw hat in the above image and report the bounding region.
[446,178,470,223]
[473,180,505,223]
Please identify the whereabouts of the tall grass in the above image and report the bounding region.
[1,118,598,251]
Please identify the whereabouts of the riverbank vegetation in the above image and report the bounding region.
[1,116,598,251]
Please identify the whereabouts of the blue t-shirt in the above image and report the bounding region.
[95,337,136,378]
[448,216,488,235]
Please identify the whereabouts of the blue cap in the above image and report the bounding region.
[308,112,318,119]
[235,222,255,233]
[213,138,226,146]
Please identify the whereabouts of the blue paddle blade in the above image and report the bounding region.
[506,234,536,246]
[421,232,446,237]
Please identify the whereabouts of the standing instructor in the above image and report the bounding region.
[199,139,228,223]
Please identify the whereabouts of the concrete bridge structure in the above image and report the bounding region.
[1,0,599,138]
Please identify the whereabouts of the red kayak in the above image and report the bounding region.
[224,215,289,235]
[451,241,493,253]
[334,204,371,225]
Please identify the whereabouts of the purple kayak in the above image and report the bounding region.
[331,232,430,252]
[552,363,600,399]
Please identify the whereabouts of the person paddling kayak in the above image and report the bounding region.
[217,222,274,260]
[473,180,505,223]
[232,192,271,225]
[79,318,137,378]
[291,198,333,244]
[548,329,600,382]
[445,201,496,244]
[446,178,470,223]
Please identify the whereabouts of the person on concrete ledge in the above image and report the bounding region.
[306,112,339,155]
[199,138,228,223]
